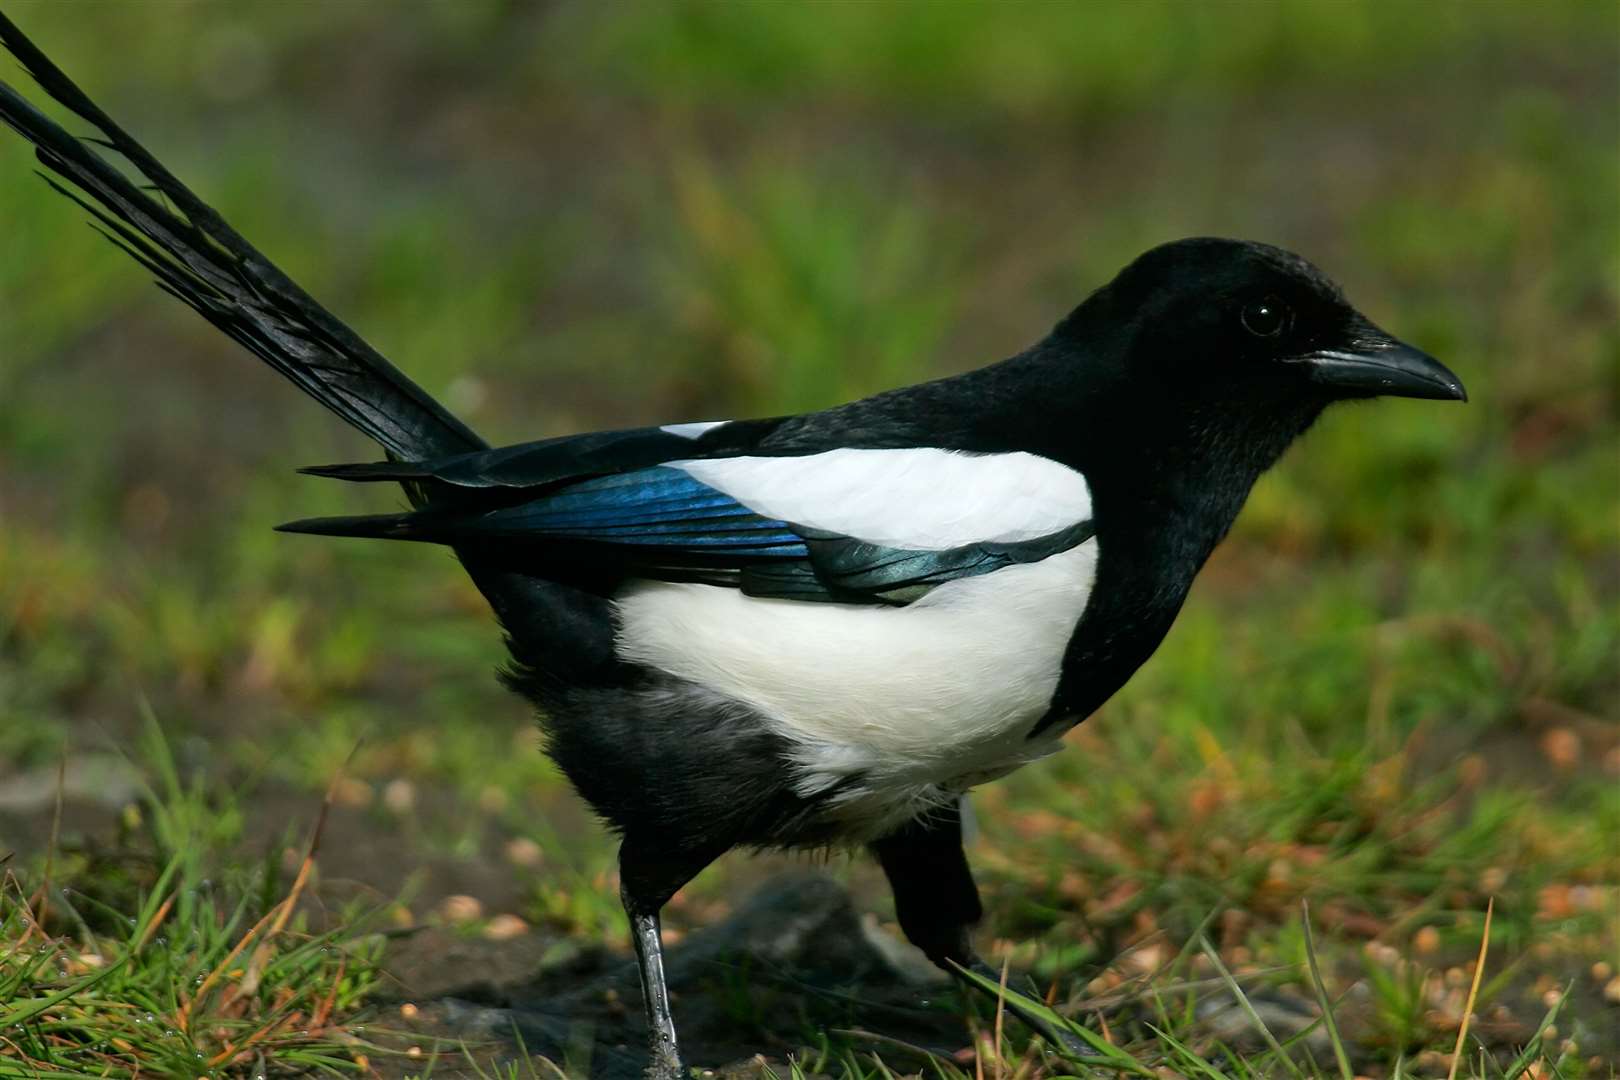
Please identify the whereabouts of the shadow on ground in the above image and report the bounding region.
[377,873,1337,1079]
[380,873,960,1078]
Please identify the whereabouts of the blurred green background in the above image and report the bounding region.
[0,0,1616,1071]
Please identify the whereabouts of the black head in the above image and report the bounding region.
[1069,237,1466,409]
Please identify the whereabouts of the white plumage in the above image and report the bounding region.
[672,448,1093,551]
[615,539,1098,838]
[659,420,729,439]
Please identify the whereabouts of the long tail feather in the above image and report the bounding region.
[0,11,630,685]
[0,9,486,463]
[297,461,437,482]
[274,513,421,540]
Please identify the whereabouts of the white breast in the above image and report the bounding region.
[613,539,1098,837]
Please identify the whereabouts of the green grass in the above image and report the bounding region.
[1,721,382,1078]
[1,0,1616,1076]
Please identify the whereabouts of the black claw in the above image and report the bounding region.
[954,962,1109,1060]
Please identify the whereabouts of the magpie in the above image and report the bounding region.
[0,11,1466,1074]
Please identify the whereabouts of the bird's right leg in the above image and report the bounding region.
[870,802,983,968]
[618,836,719,1080]
[871,802,1101,1059]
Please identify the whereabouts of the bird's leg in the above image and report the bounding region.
[871,802,1101,1060]
[626,904,680,1078]
[618,837,716,1080]
[870,801,983,967]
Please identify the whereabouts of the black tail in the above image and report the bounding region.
[274,512,420,541]
[0,12,631,687]
[0,9,485,464]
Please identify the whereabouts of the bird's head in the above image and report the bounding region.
[1070,237,1466,413]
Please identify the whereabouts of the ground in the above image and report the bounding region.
[1,3,1617,1077]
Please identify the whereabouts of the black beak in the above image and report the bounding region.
[1298,319,1467,402]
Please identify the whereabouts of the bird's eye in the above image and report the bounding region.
[1240,296,1290,338]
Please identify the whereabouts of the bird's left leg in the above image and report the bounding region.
[619,836,719,1080]
[870,801,1099,1058]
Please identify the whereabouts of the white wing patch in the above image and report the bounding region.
[614,539,1098,838]
[672,448,1091,550]
[659,420,729,440]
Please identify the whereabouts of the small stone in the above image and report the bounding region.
[504,837,543,867]
[1364,941,1400,967]
[482,913,527,941]
[1591,961,1612,981]
[1539,728,1580,769]
[439,895,484,924]
[1603,975,1620,1004]
[334,777,373,807]
[1414,1050,1451,1073]
[1538,884,1573,919]
[1127,943,1165,974]
[1413,926,1441,954]
[382,778,415,814]
[399,1002,419,1020]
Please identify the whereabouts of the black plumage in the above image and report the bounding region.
[0,11,1466,1073]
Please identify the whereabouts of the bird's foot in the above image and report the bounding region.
[638,1008,685,1079]
[642,1048,685,1080]
[953,961,1109,1061]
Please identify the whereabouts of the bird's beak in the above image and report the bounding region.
[1297,319,1467,402]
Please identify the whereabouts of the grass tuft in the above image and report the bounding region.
[0,726,383,1079]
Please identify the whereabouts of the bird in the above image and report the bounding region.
[0,11,1465,1075]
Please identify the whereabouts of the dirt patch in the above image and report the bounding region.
[371,873,962,1079]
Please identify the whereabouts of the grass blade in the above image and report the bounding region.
[1199,936,1304,1079]
[0,952,126,1026]
[1446,897,1493,1080]
[950,964,1157,1076]
[1502,984,1568,1080]
[1300,900,1353,1080]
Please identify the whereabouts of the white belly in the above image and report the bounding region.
[613,540,1098,838]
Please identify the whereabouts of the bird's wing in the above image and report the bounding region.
[283,445,1095,605]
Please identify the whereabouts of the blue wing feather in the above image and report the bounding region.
[283,457,1092,605]
[424,467,811,557]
